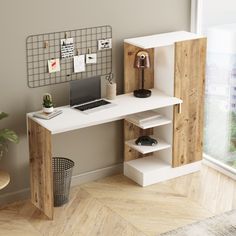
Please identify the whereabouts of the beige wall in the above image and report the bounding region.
[0,0,190,197]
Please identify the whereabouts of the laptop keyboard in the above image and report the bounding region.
[75,99,111,111]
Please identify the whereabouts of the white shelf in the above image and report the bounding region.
[124,156,202,187]
[126,114,171,129]
[125,155,171,173]
[125,137,171,154]
[124,31,204,49]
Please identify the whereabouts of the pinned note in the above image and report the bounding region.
[61,38,74,58]
[74,55,85,73]
[86,53,97,64]
[48,59,60,73]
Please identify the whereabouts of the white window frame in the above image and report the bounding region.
[191,0,236,178]
[190,0,203,33]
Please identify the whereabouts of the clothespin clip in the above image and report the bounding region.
[77,49,80,55]
[65,32,68,39]
[44,41,49,49]
[87,48,91,54]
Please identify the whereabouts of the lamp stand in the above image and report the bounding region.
[133,68,152,98]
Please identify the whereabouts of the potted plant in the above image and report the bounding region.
[43,93,54,113]
[105,73,116,100]
[0,112,19,160]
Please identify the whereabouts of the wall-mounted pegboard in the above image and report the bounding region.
[26,25,112,88]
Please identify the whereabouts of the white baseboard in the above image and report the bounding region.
[71,163,123,186]
[0,163,123,206]
[203,155,236,181]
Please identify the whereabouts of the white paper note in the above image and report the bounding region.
[74,55,85,73]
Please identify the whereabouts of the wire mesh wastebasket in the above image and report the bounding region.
[52,157,75,207]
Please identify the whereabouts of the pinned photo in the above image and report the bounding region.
[48,59,60,73]
[86,53,97,64]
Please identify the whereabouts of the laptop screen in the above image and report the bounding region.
[70,77,101,106]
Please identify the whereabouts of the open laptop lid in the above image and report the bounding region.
[70,76,101,107]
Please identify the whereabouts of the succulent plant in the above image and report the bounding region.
[43,93,53,108]
[0,112,19,159]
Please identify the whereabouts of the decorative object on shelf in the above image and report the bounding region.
[135,136,157,146]
[105,73,116,100]
[43,93,54,113]
[33,109,62,120]
[133,51,152,98]
[0,112,19,160]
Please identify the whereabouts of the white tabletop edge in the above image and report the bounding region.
[124,31,205,49]
[27,89,182,135]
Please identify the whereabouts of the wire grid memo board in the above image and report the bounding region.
[26,25,112,88]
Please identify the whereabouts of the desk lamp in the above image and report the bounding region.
[133,50,152,98]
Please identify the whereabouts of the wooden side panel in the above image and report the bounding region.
[28,118,53,219]
[124,43,154,161]
[173,38,207,167]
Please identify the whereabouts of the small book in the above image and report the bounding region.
[126,111,161,125]
[33,109,63,120]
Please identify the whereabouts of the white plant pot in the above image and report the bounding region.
[106,83,116,100]
[43,107,54,113]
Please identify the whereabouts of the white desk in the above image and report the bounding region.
[27,88,182,219]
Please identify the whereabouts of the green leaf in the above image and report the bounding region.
[0,112,8,120]
[0,129,19,144]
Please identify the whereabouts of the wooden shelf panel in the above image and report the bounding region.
[0,170,10,190]
[125,114,171,129]
[125,137,171,154]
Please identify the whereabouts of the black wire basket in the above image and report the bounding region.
[52,157,74,207]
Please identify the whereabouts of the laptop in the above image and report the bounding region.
[70,77,114,114]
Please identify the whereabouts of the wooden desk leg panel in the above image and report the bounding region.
[173,38,206,167]
[28,118,53,219]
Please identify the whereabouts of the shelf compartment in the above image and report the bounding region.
[124,155,202,187]
[124,156,171,186]
[125,137,171,154]
[125,113,171,129]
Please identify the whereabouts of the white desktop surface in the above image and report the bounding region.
[27,89,182,134]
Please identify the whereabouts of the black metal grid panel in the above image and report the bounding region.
[26,25,112,88]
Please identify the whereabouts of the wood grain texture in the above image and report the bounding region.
[172,38,206,167]
[28,118,53,219]
[0,170,10,190]
[0,165,235,236]
[124,120,153,161]
[124,43,154,93]
[124,43,154,161]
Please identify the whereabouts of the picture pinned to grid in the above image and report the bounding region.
[26,25,112,88]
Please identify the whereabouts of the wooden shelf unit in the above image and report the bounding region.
[123,31,206,186]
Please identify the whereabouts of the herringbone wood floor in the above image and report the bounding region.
[0,164,236,236]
